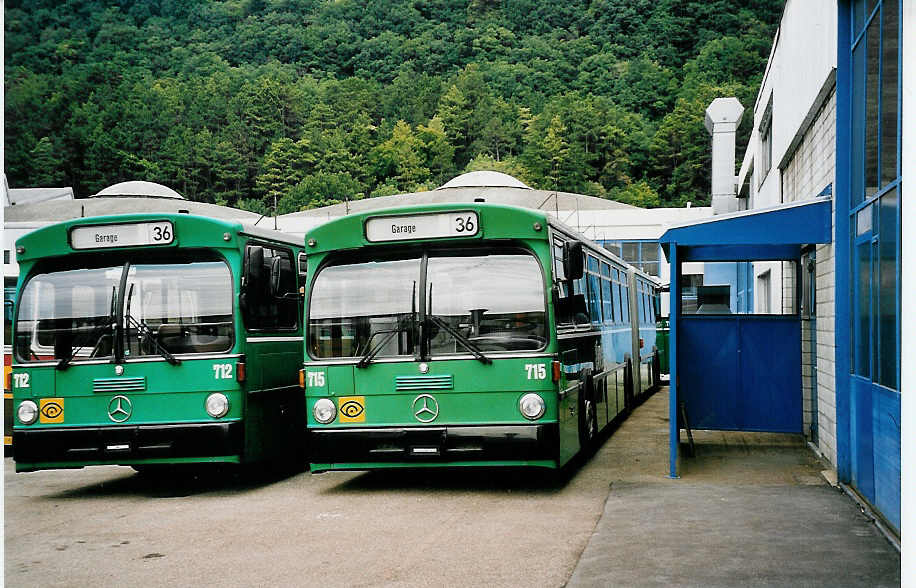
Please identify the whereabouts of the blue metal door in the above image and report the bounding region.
[678,315,802,433]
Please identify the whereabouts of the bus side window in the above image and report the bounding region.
[243,244,298,332]
[586,255,601,323]
[552,236,589,325]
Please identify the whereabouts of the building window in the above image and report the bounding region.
[848,0,899,390]
[600,240,661,277]
[758,96,773,186]
[3,250,9,265]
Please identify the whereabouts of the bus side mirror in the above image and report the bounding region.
[244,246,265,289]
[563,241,584,281]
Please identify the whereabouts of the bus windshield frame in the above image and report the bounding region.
[14,251,235,364]
[307,246,548,361]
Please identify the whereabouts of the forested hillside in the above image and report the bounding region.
[5,0,782,212]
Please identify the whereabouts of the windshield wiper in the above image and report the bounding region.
[356,315,413,369]
[427,314,492,365]
[356,282,417,369]
[124,283,181,366]
[425,283,491,365]
[57,286,116,371]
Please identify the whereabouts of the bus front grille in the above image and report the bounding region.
[93,377,146,393]
[395,375,453,391]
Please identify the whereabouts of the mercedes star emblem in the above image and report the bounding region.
[412,394,439,423]
[107,395,133,423]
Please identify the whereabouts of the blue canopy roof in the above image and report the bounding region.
[659,197,832,261]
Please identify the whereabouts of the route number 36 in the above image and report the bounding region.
[454,216,475,233]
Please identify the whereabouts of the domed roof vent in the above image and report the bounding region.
[436,171,532,190]
[92,181,185,199]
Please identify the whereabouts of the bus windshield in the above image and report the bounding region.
[15,260,234,363]
[308,250,546,359]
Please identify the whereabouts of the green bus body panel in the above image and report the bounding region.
[657,320,670,374]
[313,460,557,471]
[305,357,558,427]
[17,456,241,473]
[11,213,305,471]
[13,359,242,427]
[304,202,550,256]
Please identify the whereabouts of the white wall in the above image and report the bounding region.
[735,0,838,463]
[738,0,837,209]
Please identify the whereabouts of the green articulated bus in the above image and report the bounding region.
[302,202,660,472]
[10,213,305,473]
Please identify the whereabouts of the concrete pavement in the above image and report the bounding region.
[567,389,900,587]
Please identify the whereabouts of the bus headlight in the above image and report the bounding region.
[18,400,39,425]
[205,393,230,418]
[313,398,336,424]
[519,393,545,420]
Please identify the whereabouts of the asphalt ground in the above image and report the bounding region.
[5,435,612,586]
[4,389,900,587]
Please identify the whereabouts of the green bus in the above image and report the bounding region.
[302,202,659,471]
[10,213,305,473]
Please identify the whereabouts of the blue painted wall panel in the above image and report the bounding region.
[851,376,876,498]
[873,385,901,529]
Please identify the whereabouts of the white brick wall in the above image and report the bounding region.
[780,90,838,465]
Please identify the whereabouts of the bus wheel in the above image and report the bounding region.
[579,388,598,449]
[624,360,635,412]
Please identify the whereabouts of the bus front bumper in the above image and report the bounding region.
[309,423,559,468]
[13,421,243,471]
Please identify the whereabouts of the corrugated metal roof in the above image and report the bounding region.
[4,197,261,223]
[279,186,638,221]
[5,187,74,207]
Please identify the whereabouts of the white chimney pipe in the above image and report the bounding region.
[705,97,745,215]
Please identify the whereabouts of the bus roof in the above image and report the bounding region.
[303,202,550,255]
[15,213,299,263]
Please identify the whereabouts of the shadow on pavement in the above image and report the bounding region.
[42,462,307,500]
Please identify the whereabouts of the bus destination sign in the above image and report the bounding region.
[70,221,175,250]
[365,212,479,242]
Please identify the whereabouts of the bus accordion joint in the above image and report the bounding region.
[552,360,562,382]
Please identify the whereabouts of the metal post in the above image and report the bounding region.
[669,243,680,478]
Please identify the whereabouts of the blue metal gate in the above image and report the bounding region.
[679,315,801,433]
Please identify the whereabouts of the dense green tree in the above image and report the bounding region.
[255,137,312,207]
[279,171,364,213]
[370,121,431,192]
[3,0,782,207]
[27,137,66,186]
